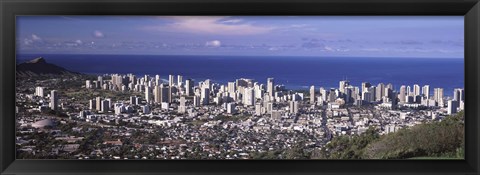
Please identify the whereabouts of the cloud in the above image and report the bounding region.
[205,40,221,47]
[75,40,83,44]
[93,30,105,38]
[144,16,275,35]
[31,34,42,41]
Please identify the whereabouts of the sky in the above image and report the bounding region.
[16,16,464,58]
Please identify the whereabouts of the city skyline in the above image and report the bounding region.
[17,16,464,58]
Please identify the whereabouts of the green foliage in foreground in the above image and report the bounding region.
[314,111,464,159]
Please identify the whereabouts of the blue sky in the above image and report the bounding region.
[16,16,464,58]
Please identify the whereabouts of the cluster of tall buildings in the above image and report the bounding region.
[81,73,464,117]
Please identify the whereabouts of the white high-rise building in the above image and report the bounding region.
[399,85,406,103]
[434,88,444,106]
[413,84,420,96]
[178,96,186,113]
[169,75,175,87]
[243,87,255,106]
[86,80,92,89]
[177,75,183,87]
[145,86,152,103]
[375,83,384,101]
[50,90,58,110]
[35,87,44,97]
[422,85,430,99]
[267,78,274,98]
[310,85,316,104]
[228,82,236,94]
[339,80,349,93]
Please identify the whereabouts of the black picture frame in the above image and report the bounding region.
[1,0,479,175]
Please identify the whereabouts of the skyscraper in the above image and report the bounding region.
[178,96,186,113]
[453,88,465,102]
[145,86,152,103]
[201,86,210,105]
[226,103,236,114]
[339,80,349,93]
[310,85,316,104]
[399,85,406,103]
[434,88,444,106]
[96,97,102,111]
[185,79,193,96]
[267,78,274,98]
[413,84,420,96]
[243,87,255,106]
[35,87,44,97]
[154,85,161,103]
[177,75,183,87]
[50,90,58,110]
[422,85,430,99]
[169,75,175,87]
[361,82,371,94]
[228,82,236,94]
[289,101,299,114]
[376,83,384,101]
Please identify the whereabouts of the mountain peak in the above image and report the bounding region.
[26,57,47,64]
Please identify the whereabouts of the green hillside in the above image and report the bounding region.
[312,111,464,159]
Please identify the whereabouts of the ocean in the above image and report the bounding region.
[17,54,464,96]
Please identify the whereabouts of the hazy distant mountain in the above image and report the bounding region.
[16,57,80,77]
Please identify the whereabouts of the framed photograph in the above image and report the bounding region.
[1,0,479,174]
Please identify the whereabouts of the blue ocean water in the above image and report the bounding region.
[17,54,464,95]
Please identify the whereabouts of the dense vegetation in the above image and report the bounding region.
[312,111,464,159]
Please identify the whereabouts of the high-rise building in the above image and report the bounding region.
[310,85,316,104]
[160,84,170,103]
[228,82,236,94]
[433,88,444,105]
[376,83,384,101]
[96,97,102,111]
[86,80,91,89]
[453,88,465,102]
[413,84,420,96]
[361,82,371,94]
[243,87,255,106]
[145,86,152,103]
[193,95,200,107]
[154,86,161,103]
[320,87,327,102]
[399,85,406,103]
[177,75,183,87]
[35,87,44,97]
[101,99,110,113]
[89,99,96,110]
[289,101,299,114]
[227,103,236,114]
[339,80,349,93]
[169,75,175,87]
[50,90,58,110]
[178,96,186,113]
[406,86,412,96]
[422,85,430,99]
[98,76,103,86]
[185,79,193,96]
[201,87,210,105]
[255,103,263,116]
[267,78,274,98]
[447,100,458,115]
